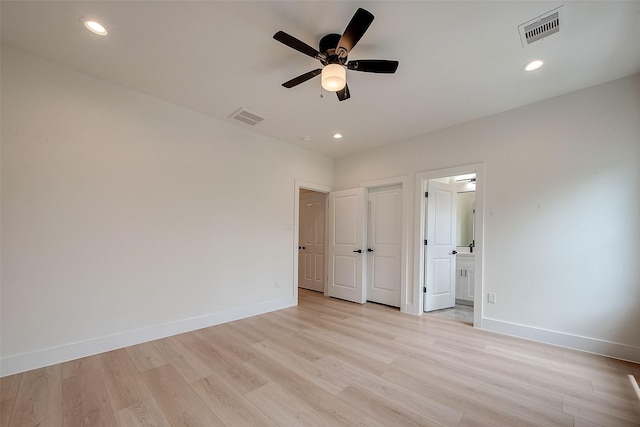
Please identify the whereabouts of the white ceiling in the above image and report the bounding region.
[2,1,639,158]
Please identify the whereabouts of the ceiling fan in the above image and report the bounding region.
[273,8,399,101]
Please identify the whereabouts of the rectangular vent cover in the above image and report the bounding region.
[230,108,264,126]
[518,7,562,46]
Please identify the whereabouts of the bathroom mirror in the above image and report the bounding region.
[456,191,476,247]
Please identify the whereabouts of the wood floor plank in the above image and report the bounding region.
[115,398,171,427]
[271,310,393,374]
[592,374,640,403]
[245,383,332,427]
[393,350,564,412]
[456,414,498,427]
[9,366,62,427]
[125,341,167,372]
[563,394,640,427]
[175,328,267,394]
[251,340,352,395]
[191,370,278,427]
[316,354,464,426]
[302,324,398,364]
[244,344,374,426]
[97,348,153,412]
[152,334,213,384]
[573,416,612,427]
[383,367,543,427]
[140,364,224,427]
[61,354,102,379]
[337,383,441,427]
[63,369,117,427]
[239,313,329,362]
[561,385,640,423]
[0,373,21,427]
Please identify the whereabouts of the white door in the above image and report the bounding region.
[424,180,458,312]
[298,191,326,292]
[366,185,402,307]
[328,188,366,303]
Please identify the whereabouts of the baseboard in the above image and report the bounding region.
[482,317,640,363]
[1,296,296,377]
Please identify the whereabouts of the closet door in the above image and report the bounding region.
[327,188,366,304]
[366,185,402,307]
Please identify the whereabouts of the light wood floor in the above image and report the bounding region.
[2,289,639,426]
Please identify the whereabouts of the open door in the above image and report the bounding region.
[424,180,457,312]
[298,190,326,292]
[328,188,366,303]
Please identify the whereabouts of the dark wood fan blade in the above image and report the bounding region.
[336,8,374,59]
[336,84,351,101]
[347,60,399,73]
[274,31,320,59]
[282,69,322,88]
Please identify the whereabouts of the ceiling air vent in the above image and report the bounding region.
[518,6,562,46]
[230,108,264,126]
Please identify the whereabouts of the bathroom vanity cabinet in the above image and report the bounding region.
[455,254,475,303]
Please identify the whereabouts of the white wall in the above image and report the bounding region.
[0,46,334,375]
[336,73,640,360]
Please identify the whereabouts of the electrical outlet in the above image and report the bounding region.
[488,293,496,304]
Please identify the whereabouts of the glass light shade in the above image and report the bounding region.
[321,64,346,92]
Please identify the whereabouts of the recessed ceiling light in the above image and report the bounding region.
[523,59,544,71]
[83,20,108,36]
[333,133,343,139]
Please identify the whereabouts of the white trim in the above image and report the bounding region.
[293,181,331,300]
[1,296,296,377]
[482,318,640,364]
[361,176,412,313]
[415,163,485,323]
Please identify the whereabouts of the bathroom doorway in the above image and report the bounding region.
[416,164,484,327]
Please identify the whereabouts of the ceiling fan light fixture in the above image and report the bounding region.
[321,64,346,92]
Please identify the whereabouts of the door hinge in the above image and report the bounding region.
[424,239,427,245]
[423,287,427,293]
[425,191,429,198]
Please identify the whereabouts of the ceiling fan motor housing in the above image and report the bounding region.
[319,33,345,64]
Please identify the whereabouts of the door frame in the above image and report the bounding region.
[361,176,411,313]
[415,163,484,327]
[293,181,331,303]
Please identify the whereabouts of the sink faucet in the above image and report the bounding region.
[469,240,475,253]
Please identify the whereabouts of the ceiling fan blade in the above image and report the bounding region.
[274,31,320,59]
[336,8,374,59]
[347,60,399,73]
[282,69,322,88]
[336,84,351,101]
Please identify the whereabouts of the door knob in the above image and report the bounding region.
[451,250,458,255]
[353,249,363,253]
[302,246,306,250]
[367,248,374,252]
